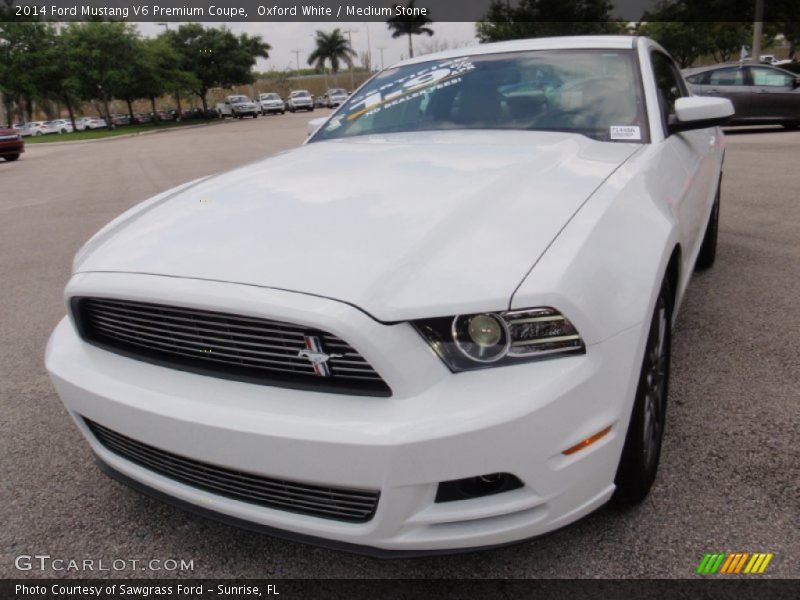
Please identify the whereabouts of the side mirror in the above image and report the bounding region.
[307,117,327,137]
[669,96,734,133]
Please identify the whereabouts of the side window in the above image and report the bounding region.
[651,51,686,119]
[686,72,709,85]
[708,67,746,86]
[750,67,794,87]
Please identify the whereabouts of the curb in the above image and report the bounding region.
[25,120,228,147]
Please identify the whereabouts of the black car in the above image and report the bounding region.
[683,63,800,129]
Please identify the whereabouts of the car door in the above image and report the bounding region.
[702,66,752,119]
[746,66,800,120]
[651,51,719,261]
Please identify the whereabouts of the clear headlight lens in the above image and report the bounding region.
[413,307,584,372]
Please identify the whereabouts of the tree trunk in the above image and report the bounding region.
[151,96,158,122]
[408,33,414,58]
[126,98,134,123]
[102,93,113,129]
[64,98,76,132]
[175,91,182,120]
[200,90,208,114]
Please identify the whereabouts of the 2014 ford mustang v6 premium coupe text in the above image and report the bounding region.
[46,36,733,555]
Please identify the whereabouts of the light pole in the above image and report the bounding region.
[751,0,764,64]
[291,49,302,72]
[364,22,372,72]
[157,23,178,120]
[377,46,386,71]
[342,28,358,90]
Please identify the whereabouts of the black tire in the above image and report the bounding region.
[783,121,799,130]
[253,113,258,119]
[695,184,720,270]
[614,278,672,505]
[4,154,20,161]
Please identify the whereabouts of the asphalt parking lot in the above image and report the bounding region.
[1,115,798,578]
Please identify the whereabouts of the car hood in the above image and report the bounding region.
[76,130,638,321]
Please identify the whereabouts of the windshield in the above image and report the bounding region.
[229,96,250,103]
[312,49,648,144]
[262,94,279,100]
[292,91,310,97]
[330,89,346,95]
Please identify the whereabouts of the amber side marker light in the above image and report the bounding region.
[562,426,613,456]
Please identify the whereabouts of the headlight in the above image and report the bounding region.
[413,307,584,372]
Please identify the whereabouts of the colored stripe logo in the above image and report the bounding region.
[697,552,773,574]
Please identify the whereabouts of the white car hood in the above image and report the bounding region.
[77,131,638,321]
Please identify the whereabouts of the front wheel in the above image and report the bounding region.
[4,154,20,161]
[614,278,672,505]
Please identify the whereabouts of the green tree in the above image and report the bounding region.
[307,29,356,73]
[165,24,270,113]
[0,21,56,123]
[61,22,140,128]
[476,0,623,43]
[386,0,434,58]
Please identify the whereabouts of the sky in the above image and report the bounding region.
[136,21,479,72]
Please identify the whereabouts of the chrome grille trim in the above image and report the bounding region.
[85,419,380,522]
[73,297,390,396]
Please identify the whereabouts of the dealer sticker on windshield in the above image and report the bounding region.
[610,125,641,140]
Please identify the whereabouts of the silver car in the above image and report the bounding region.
[286,90,314,113]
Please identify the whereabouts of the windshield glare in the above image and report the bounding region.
[230,96,249,103]
[312,49,648,143]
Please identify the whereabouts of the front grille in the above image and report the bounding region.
[86,419,380,523]
[73,297,390,396]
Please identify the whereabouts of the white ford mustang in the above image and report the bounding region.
[46,36,733,555]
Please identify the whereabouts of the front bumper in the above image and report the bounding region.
[46,272,645,553]
[0,139,24,155]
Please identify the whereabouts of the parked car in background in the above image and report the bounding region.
[18,121,48,136]
[287,90,314,112]
[153,110,175,122]
[110,115,131,127]
[684,63,800,129]
[40,119,74,134]
[75,117,107,131]
[324,88,349,108]
[759,54,792,66]
[47,36,734,554]
[313,94,327,108]
[257,92,286,115]
[216,95,259,119]
[133,113,153,124]
[0,127,24,161]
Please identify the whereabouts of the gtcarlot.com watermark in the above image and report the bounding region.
[14,554,194,573]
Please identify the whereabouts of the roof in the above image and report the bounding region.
[393,36,639,68]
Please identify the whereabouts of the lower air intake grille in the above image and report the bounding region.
[86,419,380,523]
[73,297,390,397]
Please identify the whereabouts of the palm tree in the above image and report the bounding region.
[386,0,434,59]
[307,29,356,74]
